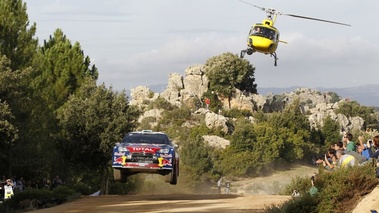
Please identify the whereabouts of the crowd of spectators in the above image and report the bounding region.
[315,131,379,176]
[0,175,63,203]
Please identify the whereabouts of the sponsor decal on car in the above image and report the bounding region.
[158,158,172,167]
[114,156,127,165]
[129,147,155,152]
[113,152,124,156]
[159,154,173,158]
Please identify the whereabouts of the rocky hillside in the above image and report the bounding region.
[130,64,367,140]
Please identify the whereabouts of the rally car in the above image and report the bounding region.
[112,130,179,185]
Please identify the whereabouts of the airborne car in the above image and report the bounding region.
[112,130,179,185]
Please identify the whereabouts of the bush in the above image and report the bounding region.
[0,186,81,212]
[265,194,319,213]
[223,108,253,118]
[52,186,80,204]
[270,164,379,213]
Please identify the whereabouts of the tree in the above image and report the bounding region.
[204,52,257,107]
[57,81,140,194]
[265,99,314,161]
[0,55,34,177]
[0,0,38,70]
[321,115,341,147]
[0,101,18,174]
[230,118,255,152]
[32,29,98,110]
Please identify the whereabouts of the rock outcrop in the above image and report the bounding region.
[202,135,230,149]
[205,111,230,134]
[130,67,366,133]
[130,86,158,107]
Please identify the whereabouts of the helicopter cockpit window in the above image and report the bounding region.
[250,26,276,40]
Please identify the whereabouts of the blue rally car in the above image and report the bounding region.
[112,130,179,185]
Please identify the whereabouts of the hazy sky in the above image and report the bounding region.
[24,0,379,92]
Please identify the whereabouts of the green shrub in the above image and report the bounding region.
[52,186,80,204]
[269,164,379,213]
[265,194,319,213]
[1,186,81,212]
[223,108,253,118]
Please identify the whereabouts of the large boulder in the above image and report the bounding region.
[202,135,230,149]
[205,111,230,134]
[129,86,158,106]
[160,73,183,106]
[180,65,209,109]
[220,89,254,111]
[138,108,164,123]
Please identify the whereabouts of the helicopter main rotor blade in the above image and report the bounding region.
[282,13,351,27]
[237,0,265,11]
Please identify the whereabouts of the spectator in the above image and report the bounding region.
[344,132,356,152]
[205,98,211,110]
[15,177,25,192]
[367,135,379,163]
[52,176,63,188]
[217,177,222,194]
[323,148,338,171]
[40,178,50,189]
[225,180,231,194]
[309,175,318,196]
[3,179,14,200]
[291,189,300,197]
[333,141,345,151]
[344,149,368,165]
[336,150,356,168]
[357,136,370,160]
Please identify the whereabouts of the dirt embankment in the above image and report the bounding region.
[29,165,379,213]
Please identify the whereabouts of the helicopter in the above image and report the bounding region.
[238,0,351,66]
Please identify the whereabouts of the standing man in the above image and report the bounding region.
[344,133,356,152]
[205,98,211,110]
[4,179,14,200]
[217,177,222,194]
[225,180,231,194]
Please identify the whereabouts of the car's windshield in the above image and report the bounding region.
[121,133,170,145]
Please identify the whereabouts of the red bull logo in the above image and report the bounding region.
[114,156,127,165]
[158,158,172,167]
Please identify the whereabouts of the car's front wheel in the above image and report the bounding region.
[165,166,177,185]
[113,169,127,183]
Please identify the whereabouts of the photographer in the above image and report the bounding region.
[316,148,337,171]
[367,135,379,159]
[366,135,379,178]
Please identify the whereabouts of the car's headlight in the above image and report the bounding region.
[158,148,171,154]
[118,146,129,152]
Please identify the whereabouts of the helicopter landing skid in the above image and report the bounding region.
[240,48,254,58]
[270,52,278,66]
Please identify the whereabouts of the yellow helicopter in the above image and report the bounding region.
[238,0,351,66]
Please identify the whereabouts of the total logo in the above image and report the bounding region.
[130,147,155,152]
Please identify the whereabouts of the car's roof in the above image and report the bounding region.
[128,130,167,135]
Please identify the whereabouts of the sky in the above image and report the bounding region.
[24,0,379,92]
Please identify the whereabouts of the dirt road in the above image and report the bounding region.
[30,194,291,213]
